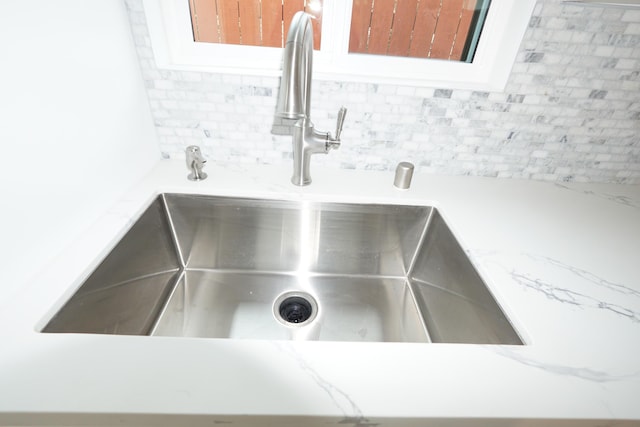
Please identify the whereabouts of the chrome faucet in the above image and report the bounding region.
[186,145,207,181]
[275,11,347,186]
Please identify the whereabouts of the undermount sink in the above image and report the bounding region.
[43,194,522,344]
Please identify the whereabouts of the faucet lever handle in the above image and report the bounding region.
[334,106,347,141]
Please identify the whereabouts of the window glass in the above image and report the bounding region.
[349,0,491,62]
[189,0,323,49]
[188,0,490,62]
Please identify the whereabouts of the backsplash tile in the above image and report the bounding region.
[125,0,639,184]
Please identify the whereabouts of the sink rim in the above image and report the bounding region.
[40,192,524,345]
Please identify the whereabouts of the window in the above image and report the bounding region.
[188,0,490,62]
[143,0,536,90]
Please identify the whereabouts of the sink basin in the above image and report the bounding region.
[43,194,522,344]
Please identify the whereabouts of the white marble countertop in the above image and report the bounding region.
[1,160,639,427]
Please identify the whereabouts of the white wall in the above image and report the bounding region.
[0,0,159,304]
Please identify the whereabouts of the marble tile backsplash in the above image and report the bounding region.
[125,0,640,184]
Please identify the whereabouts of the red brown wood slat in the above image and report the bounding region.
[238,0,261,45]
[349,0,373,53]
[190,0,219,43]
[408,0,439,58]
[367,0,395,55]
[430,0,463,59]
[190,0,474,60]
[218,0,241,45]
[388,0,419,57]
[450,0,477,60]
[261,0,284,47]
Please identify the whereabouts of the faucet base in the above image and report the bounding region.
[291,176,311,186]
[188,172,208,181]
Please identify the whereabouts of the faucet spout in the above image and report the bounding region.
[275,11,347,186]
[275,12,313,120]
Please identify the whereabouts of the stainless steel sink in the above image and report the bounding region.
[43,194,522,344]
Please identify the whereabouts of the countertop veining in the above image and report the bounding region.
[1,160,639,426]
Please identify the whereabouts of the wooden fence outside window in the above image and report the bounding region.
[189,0,487,62]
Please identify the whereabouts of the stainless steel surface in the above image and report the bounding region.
[275,12,312,120]
[393,162,414,190]
[152,272,427,342]
[43,194,522,344]
[186,145,207,181]
[330,106,347,150]
[163,194,428,276]
[275,12,346,186]
[43,198,181,335]
[410,210,523,344]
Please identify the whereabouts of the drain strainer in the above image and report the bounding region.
[273,291,318,326]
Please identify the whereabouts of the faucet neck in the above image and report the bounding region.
[275,12,314,120]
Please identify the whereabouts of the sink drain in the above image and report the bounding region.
[274,292,318,326]
[279,296,312,323]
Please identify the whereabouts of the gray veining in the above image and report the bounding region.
[273,342,367,421]
[489,346,640,383]
[471,250,640,323]
[554,183,640,209]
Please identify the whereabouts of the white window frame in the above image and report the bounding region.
[143,0,536,91]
